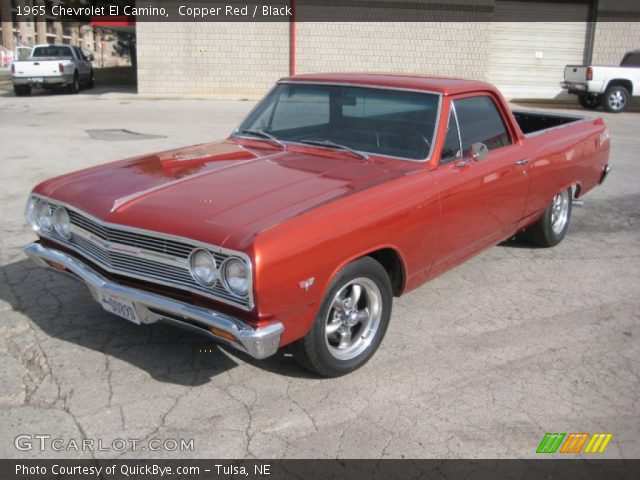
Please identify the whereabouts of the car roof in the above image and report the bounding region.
[280,73,497,96]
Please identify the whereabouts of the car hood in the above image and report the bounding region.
[35,139,417,249]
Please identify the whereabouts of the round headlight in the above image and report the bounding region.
[35,200,54,232]
[222,258,249,297]
[53,206,71,239]
[189,249,217,286]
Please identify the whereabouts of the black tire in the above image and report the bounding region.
[578,94,600,110]
[601,85,629,113]
[67,72,80,94]
[13,85,31,97]
[86,69,94,89]
[524,188,572,247]
[292,257,392,377]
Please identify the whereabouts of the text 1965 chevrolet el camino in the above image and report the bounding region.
[24,74,611,376]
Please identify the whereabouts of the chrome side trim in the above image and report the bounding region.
[24,242,282,359]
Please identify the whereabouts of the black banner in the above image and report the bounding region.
[2,459,640,480]
[8,0,640,23]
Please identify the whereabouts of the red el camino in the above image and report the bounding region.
[24,74,611,376]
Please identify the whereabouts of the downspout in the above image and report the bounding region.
[585,0,598,64]
[290,0,296,75]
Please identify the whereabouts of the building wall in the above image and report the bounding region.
[296,22,490,80]
[592,0,640,65]
[134,0,640,98]
[136,22,289,96]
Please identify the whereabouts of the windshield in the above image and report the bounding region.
[236,83,440,160]
[32,46,73,58]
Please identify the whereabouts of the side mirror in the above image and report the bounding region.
[469,142,488,162]
[455,142,489,168]
[87,54,94,62]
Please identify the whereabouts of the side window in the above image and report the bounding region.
[440,108,461,164]
[453,96,511,155]
[621,52,640,67]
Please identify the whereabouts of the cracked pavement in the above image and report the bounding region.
[0,88,638,459]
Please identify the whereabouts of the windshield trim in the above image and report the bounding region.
[232,81,443,163]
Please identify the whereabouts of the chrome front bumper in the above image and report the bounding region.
[24,242,283,359]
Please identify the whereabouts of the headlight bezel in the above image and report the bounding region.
[188,248,218,287]
[221,257,250,297]
[52,206,72,239]
[28,197,55,233]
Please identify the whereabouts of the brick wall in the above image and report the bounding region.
[136,22,289,96]
[296,22,490,81]
[136,1,493,97]
[592,0,640,65]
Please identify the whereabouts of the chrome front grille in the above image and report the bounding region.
[46,209,252,309]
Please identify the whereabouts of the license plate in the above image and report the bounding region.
[32,77,44,83]
[99,294,140,325]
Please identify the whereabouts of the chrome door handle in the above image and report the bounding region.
[515,158,529,166]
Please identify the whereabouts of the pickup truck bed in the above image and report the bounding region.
[512,110,580,135]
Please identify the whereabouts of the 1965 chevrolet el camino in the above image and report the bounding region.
[24,74,611,376]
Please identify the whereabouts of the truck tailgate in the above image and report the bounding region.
[13,60,63,77]
[564,65,587,83]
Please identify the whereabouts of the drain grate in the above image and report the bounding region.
[86,129,166,141]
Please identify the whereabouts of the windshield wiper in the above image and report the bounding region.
[238,129,285,149]
[300,139,369,160]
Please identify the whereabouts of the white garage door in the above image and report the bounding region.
[487,1,590,99]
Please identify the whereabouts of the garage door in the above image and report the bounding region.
[487,1,590,99]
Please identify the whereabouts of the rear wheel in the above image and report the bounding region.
[67,72,80,94]
[13,85,31,96]
[86,69,94,89]
[578,93,600,109]
[292,257,392,377]
[601,85,629,113]
[524,188,572,247]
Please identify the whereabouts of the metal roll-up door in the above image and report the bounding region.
[487,1,590,99]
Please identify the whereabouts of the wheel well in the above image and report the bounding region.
[606,79,632,95]
[366,248,405,296]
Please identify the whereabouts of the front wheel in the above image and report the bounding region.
[578,93,600,109]
[524,188,572,247]
[292,257,392,377]
[601,85,629,113]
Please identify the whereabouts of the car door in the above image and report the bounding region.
[430,94,529,270]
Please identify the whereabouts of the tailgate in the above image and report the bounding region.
[564,65,588,83]
[12,60,63,78]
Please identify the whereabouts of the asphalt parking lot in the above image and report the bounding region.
[0,88,638,459]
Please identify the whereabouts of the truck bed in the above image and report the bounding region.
[512,110,582,136]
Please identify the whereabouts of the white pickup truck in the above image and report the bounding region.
[562,50,640,113]
[11,44,94,97]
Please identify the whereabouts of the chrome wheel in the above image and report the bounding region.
[551,190,570,235]
[607,90,626,110]
[324,277,382,361]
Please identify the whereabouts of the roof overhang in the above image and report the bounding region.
[91,16,135,34]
